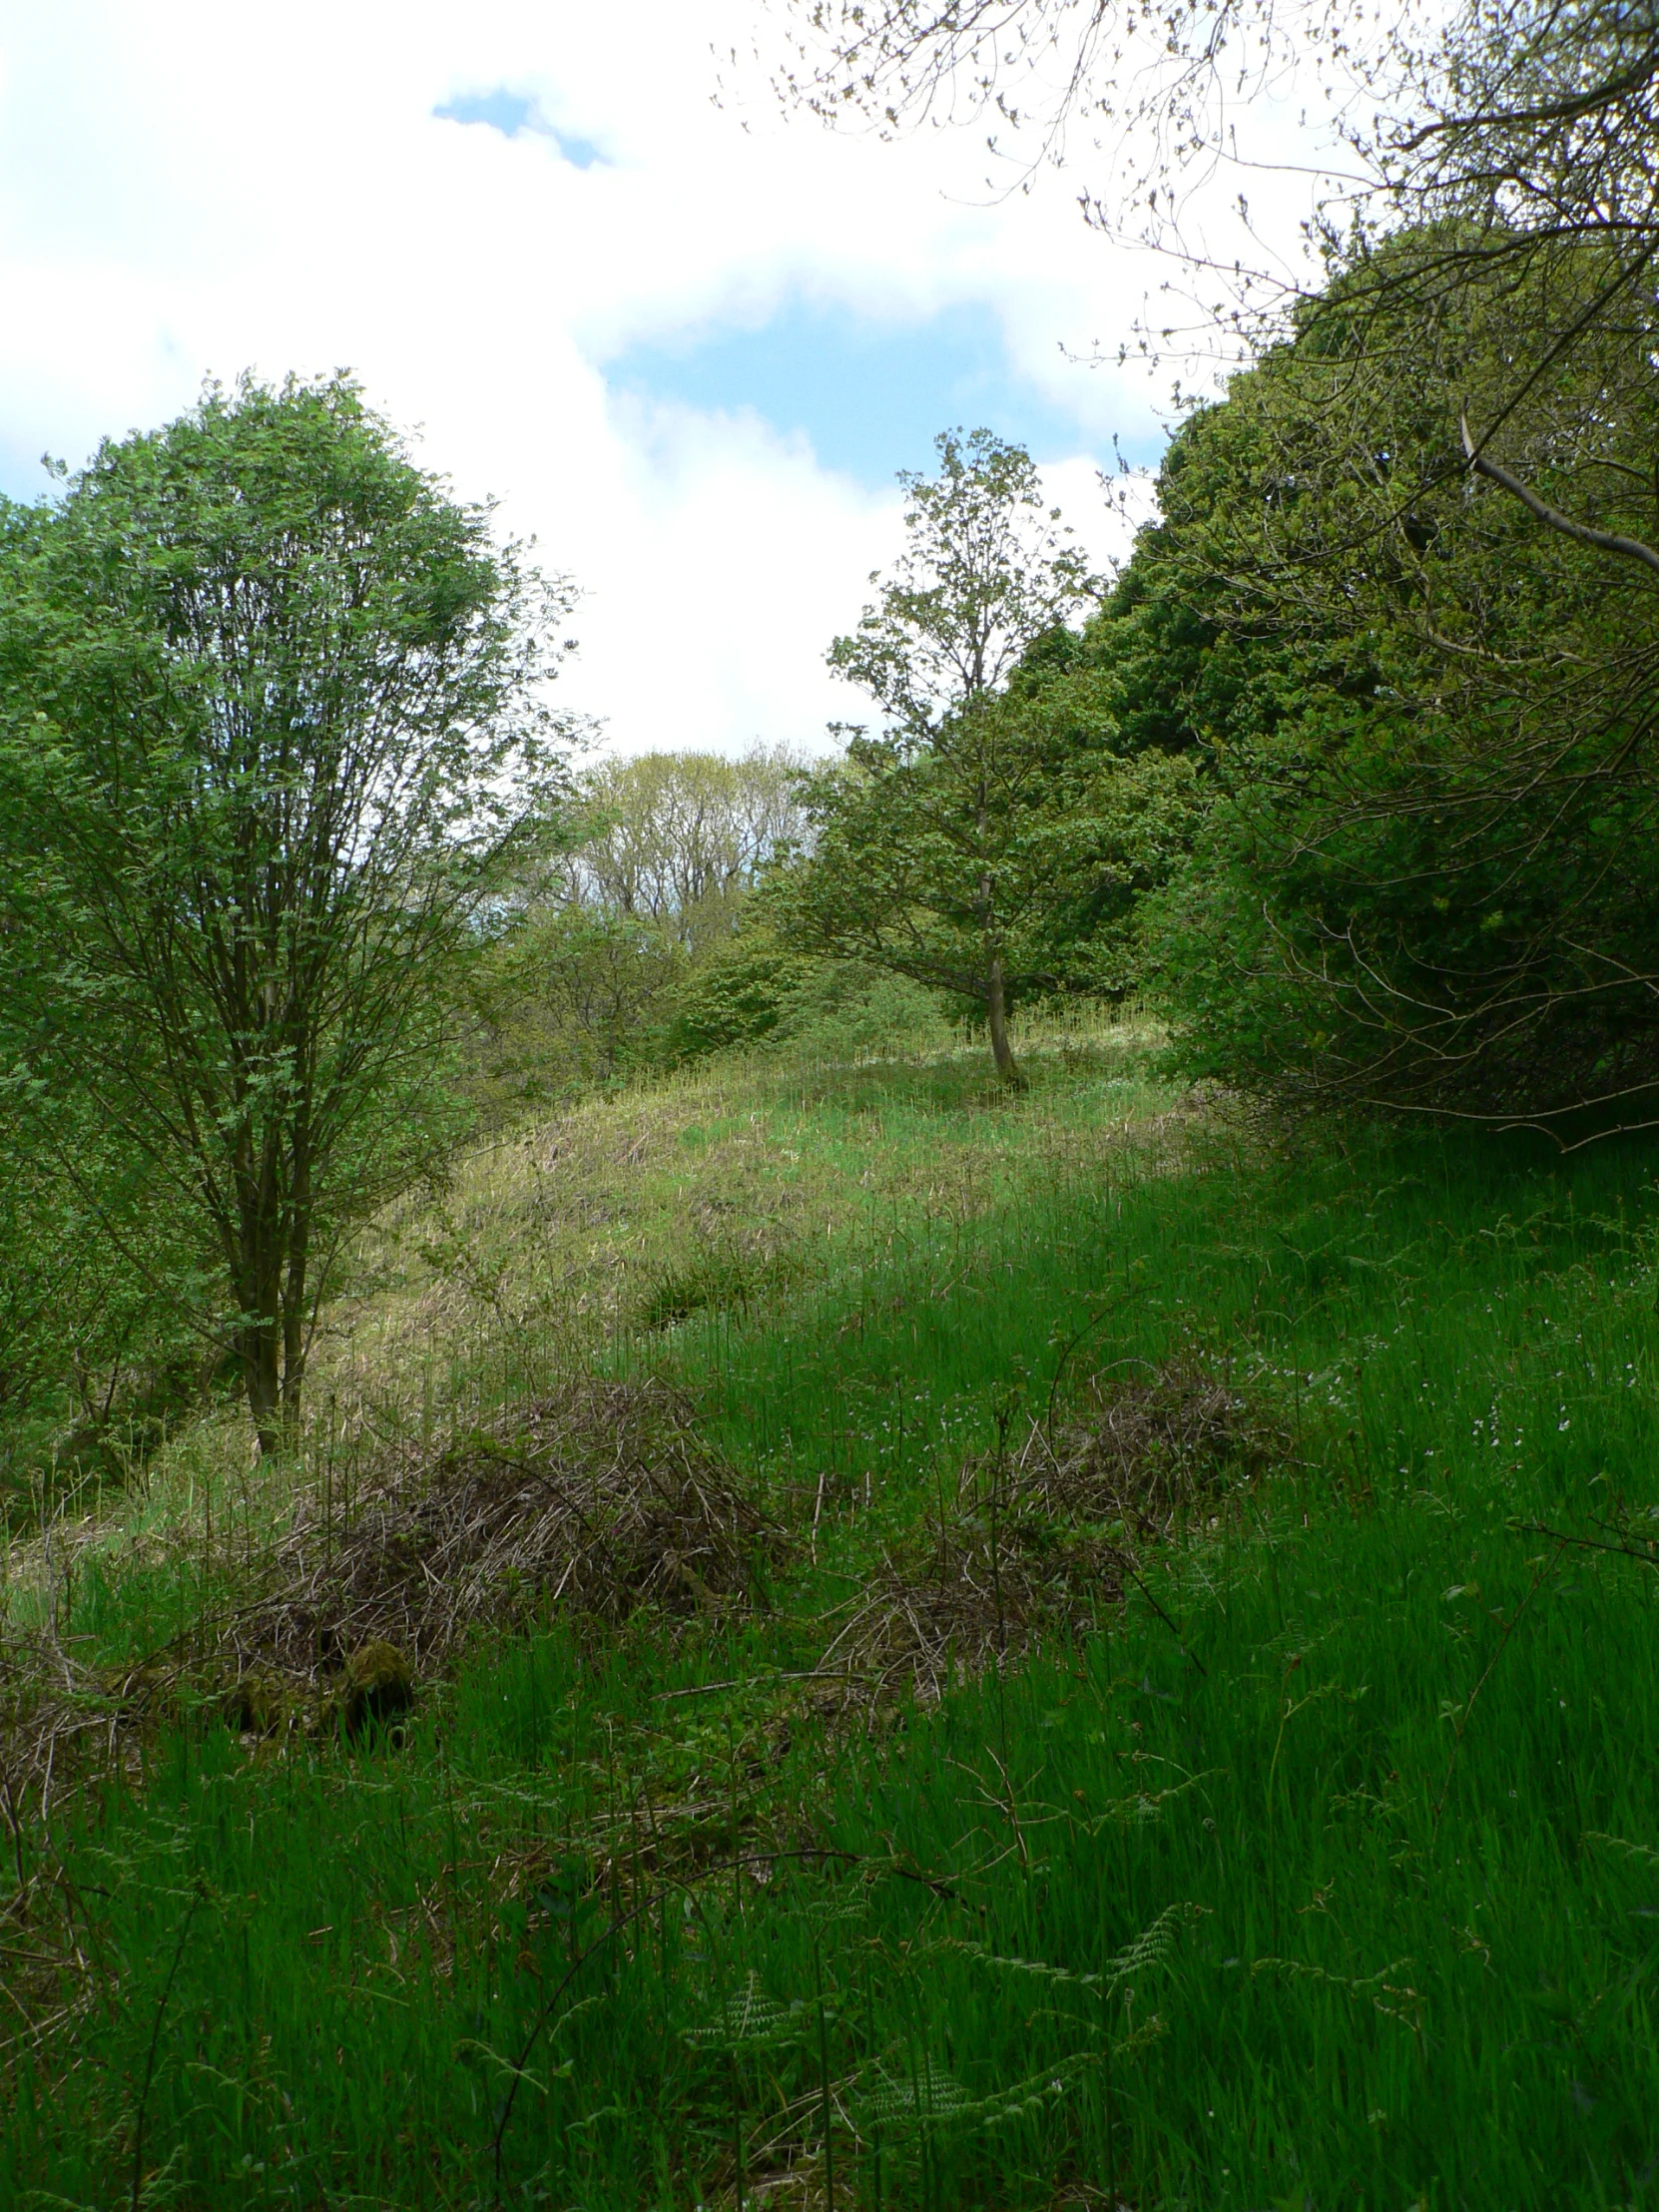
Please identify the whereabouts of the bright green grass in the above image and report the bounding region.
[9,1105,1659,2208]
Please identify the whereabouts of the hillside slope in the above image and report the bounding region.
[5,1020,1659,2209]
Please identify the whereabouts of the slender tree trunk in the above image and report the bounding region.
[279,1277,305,1431]
[236,1142,290,1458]
[280,1149,310,1429]
[243,1306,282,1459]
[985,953,1025,1090]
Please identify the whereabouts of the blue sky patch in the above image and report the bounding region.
[604,299,1119,488]
[433,89,607,169]
[435,88,536,136]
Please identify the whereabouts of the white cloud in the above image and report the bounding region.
[0,0,1317,753]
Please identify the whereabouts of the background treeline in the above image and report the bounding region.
[465,746,951,1107]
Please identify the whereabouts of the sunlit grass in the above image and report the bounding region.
[330,1001,1174,1418]
[9,1024,1659,2207]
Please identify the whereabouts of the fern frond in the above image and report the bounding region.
[1102,1900,1196,1993]
[856,2050,1095,2136]
[1250,1953,1414,1995]
[950,1938,1103,1990]
[684,1971,803,2050]
[861,2050,970,2123]
[954,1898,1197,2000]
[1082,1769,1225,1834]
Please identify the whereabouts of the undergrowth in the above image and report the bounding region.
[6,1031,1659,2208]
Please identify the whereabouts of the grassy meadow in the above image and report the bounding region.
[7,1015,1659,2209]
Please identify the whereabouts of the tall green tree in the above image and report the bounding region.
[775,429,1200,1084]
[0,374,574,1452]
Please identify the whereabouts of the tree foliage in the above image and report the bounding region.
[766,0,1659,580]
[1119,230,1659,1129]
[0,374,573,1451]
[0,1073,207,1493]
[565,746,811,954]
[827,429,1098,733]
[761,0,1659,1127]
[774,430,1202,1084]
[467,747,814,1103]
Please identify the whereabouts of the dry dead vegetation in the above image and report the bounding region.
[0,1358,1279,2076]
[0,1360,1276,1818]
[826,1365,1286,1709]
[0,1382,784,1812]
[237,1376,787,1675]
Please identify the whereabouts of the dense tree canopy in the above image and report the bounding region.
[1099,228,1659,1131]
[0,374,573,1450]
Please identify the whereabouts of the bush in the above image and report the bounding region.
[657,939,952,1066]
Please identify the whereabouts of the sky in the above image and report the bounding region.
[0,0,1322,756]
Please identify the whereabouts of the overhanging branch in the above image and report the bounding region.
[1460,408,1659,579]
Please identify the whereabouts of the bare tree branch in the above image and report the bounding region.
[1461,407,1659,577]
